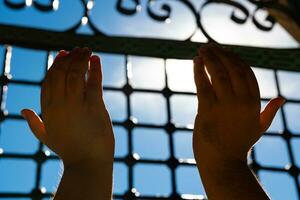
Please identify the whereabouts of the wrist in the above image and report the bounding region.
[195,150,250,186]
[195,147,251,187]
[194,149,268,200]
[63,157,114,175]
[56,157,113,200]
[194,141,248,172]
[193,134,248,167]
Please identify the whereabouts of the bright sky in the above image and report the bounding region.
[0,0,300,200]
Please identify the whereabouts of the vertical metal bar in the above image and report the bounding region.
[273,69,300,198]
[33,51,51,200]
[0,45,12,140]
[0,46,12,113]
[125,55,134,191]
[163,59,177,196]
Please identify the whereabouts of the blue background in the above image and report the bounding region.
[0,0,300,199]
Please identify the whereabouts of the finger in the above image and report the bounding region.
[193,56,216,109]
[50,50,71,71]
[225,49,260,98]
[55,50,69,60]
[260,97,285,133]
[41,76,50,110]
[21,109,47,144]
[246,66,260,98]
[86,55,103,103]
[46,50,72,105]
[66,47,92,102]
[210,45,251,96]
[199,46,234,100]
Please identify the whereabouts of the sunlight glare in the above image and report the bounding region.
[4,46,12,75]
[204,66,211,83]
[166,59,196,92]
[165,18,171,24]
[53,0,59,11]
[40,187,47,194]
[181,194,206,200]
[81,16,88,25]
[131,188,140,197]
[136,5,142,12]
[44,150,51,156]
[130,56,165,89]
[126,61,133,79]
[25,0,32,7]
[87,1,94,10]
[47,54,54,69]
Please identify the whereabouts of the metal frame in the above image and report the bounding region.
[1,0,300,199]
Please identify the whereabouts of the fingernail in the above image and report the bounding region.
[279,96,286,104]
[55,50,68,59]
[21,110,27,119]
[90,55,100,62]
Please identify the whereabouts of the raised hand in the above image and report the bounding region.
[193,44,284,200]
[21,47,114,200]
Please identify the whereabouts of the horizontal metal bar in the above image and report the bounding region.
[0,24,300,71]
[0,192,207,200]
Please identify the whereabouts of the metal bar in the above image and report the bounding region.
[0,24,300,71]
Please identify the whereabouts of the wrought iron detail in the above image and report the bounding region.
[3,0,300,42]
[4,0,58,11]
[1,1,300,200]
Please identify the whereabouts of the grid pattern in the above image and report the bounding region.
[0,43,300,200]
[0,1,300,199]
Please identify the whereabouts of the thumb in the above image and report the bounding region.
[260,97,285,133]
[21,109,47,144]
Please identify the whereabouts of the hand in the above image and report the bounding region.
[193,44,285,164]
[21,47,114,168]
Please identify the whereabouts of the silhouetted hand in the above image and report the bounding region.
[21,47,114,199]
[193,44,284,200]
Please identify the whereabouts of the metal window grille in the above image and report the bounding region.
[0,0,300,199]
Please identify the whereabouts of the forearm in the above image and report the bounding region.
[196,152,270,200]
[53,162,113,200]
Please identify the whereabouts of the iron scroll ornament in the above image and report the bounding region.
[2,0,299,71]
[116,0,278,42]
[4,0,58,11]
[4,0,280,42]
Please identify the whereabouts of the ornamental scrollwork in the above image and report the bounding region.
[3,0,300,42]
